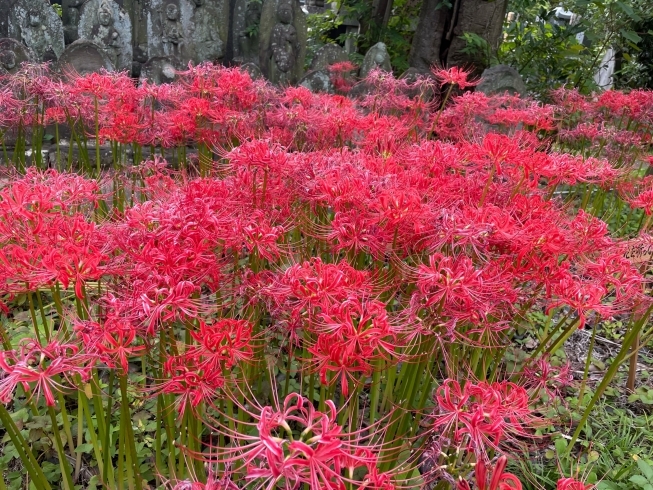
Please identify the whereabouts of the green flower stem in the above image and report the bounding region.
[568,303,653,451]
[545,316,581,356]
[55,390,76,462]
[47,404,75,490]
[27,290,43,344]
[120,374,142,490]
[35,290,51,342]
[0,404,52,490]
[368,358,383,426]
[577,323,597,406]
[103,369,115,485]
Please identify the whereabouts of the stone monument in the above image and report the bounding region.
[232,0,261,64]
[191,0,228,63]
[62,0,83,44]
[476,64,526,97]
[79,0,133,72]
[358,42,392,79]
[147,0,194,63]
[240,61,262,80]
[309,43,347,71]
[0,37,34,74]
[259,0,306,85]
[140,55,184,84]
[7,0,65,61]
[56,39,116,75]
[299,69,333,93]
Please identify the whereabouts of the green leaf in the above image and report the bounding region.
[637,460,653,481]
[598,482,623,490]
[75,443,93,454]
[630,476,649,488]
[616,1,642,21]
[620,29,642,44]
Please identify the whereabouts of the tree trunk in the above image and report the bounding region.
[409,0,508,71]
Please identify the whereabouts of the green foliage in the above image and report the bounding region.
[512,401,653,490]
[501,0,653,98]
[305,0,421,75]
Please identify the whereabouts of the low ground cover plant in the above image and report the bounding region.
[0,64,652,489]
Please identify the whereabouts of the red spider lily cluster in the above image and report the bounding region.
[0,64,651,489]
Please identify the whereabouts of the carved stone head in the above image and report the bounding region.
[246,1,262,25]
[277,0,293,24]
[0,50,16,70]
[98,1,113,26]
[166,3,179,20]
[27,9,41,28]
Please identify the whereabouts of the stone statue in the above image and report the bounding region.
[62,0,83,44]
[359,42,392,79]
[191,0,228,63]
[233,0,261,64]
[0,37,33,74]
[147,0,194,63]
[7,0,65,61]
[56,39,115,76]
[161,3,184,57]
[78,0,132,72]
[140,55,184,84]
[309,43,347,71]
[259,0,306,85]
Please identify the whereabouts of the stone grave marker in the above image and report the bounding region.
[476,64,526,97]
[299,68,333,93]
[79,0,133,72]
[140,55,184,84]
[7,0,65,61]
[0,37,34,74]
[56,39,116,75]
[358,42,391,79]
[191,0,229,63]
[309,43,347,71]
[147,0,194,62]
[232,0,261,64]
[259,0,306,85]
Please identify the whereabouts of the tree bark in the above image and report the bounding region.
[409,0,508,71]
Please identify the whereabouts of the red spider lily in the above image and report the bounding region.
[557,478,593,490]
[157,354,226,416]
[522,356,573,400]
[0,338,92,406]
[189,319,254,370]
[429,380,538,459]
[203,393,390,490]
[431,66,480,89]
[457,456,522,490]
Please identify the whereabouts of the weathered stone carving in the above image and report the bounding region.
[79,0,132,72]
[476,64,526,97]
[309,43,347,71]
[259,0,306,85]
[147,0,194,62]
[62,0,82,44]
[0,37,33,74]
[299,68,333,93]
[191,0,228,63]
[140,55,184,84]
[56,39,116,75]
[7,0,65,61]
[162,3,184,57]
[240,61,262,80]
[232,0,261,64]
[358,42,391,79]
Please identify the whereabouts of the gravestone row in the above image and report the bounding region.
[0,0,311,84]
[0,0,527,97]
